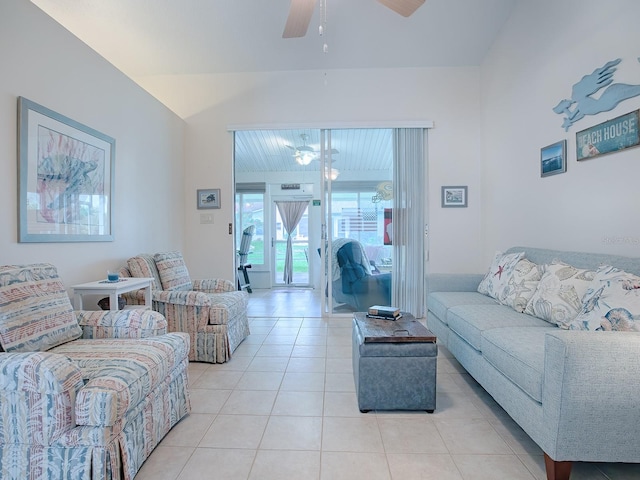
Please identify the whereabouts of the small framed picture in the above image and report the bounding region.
[441,186,468,208]
[197,188,221,209]
[541,140,567,177]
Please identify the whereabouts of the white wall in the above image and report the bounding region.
[13,0,634,288]
[142,67,486,277]
[480,0,640,263]
[0,0,186,291]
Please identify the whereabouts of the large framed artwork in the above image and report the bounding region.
[18,97,115,242]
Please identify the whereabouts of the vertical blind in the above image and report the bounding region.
[392,128,426,318]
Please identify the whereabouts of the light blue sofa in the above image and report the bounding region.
[426,247,640,480]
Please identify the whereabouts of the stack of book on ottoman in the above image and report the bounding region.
[366,305,401,320]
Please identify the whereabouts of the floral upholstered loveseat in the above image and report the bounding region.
[119,251,250,363]
[0,263,191,480]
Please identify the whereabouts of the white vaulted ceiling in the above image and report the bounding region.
[30,0,516,174]
[30,0,516,77]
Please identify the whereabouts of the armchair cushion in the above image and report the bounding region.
[153,289,213,307]
[154,251,193,291]
[76,309,168,339]
[50,334,190,427]
[127,254,162,289]
[192,278,236,293]
[0,264,82,353]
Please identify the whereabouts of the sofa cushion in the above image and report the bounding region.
[154,251,194,291]
[209,290,248,325]
[499,258,543,313]
[481,327,554,403]
[525,260,596,327]
[427,291,498,325]
[0,264,83,352]
[127,254,162,289]
[570,265,640,331]
[50,333,189,427]
[447,304,551,352]
[477,251,524,299]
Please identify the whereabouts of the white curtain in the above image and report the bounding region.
[392,128,426,318]
[275,200,309,284]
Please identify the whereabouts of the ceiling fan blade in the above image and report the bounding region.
[283,0,316,38]
[377,0,425,17]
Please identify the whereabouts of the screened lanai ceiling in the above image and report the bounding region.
[234,129,393,174]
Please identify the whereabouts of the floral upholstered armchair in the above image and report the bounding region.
[0,263,191,480]
[119,251,250,363]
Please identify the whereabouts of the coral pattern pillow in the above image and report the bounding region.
[154,251,193,291]
[570,266,640,331]
[499,258,542,312]
[0,263,82,352]
[477,251,524,300]
[525,260,596,327]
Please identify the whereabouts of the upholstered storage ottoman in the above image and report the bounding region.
[352,313,437,412]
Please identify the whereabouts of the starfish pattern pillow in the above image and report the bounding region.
[477,251,525,300]
[498,258,543,312]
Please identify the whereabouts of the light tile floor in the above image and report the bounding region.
[136,289,640,480]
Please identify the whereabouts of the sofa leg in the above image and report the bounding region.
[544,453,572,480]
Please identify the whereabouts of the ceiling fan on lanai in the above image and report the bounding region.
[282,0,426,38]
[286,134,339,165]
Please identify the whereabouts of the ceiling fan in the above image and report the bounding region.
[285,134,339,165]
[283,0,425,38]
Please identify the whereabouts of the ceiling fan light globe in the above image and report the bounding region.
[295,153,314,165]
[324,167,340,180]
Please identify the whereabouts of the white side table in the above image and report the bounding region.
[71,277,154,311]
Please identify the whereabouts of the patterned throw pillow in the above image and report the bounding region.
[477,251,525,300]
[0,264,83,352]
[524,260,596,327]
[569,265,640,331]
[498,258,542,312]
[154,251,193,291]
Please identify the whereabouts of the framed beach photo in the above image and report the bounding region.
[18,97,115,242]
[197,188,221,209]
[441,186,468,208]
[540,140,567,177]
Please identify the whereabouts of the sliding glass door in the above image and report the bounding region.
[234,127,427,317]
[320,128,427,317]
[320,129,395,315]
